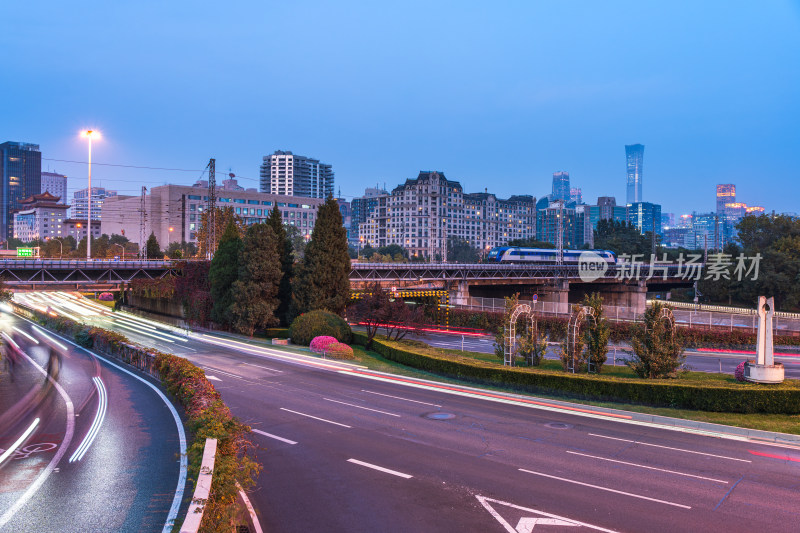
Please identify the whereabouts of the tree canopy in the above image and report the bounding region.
[293,196,351,315]
[230,223,281,336]
[266,206,294,326]
[209,220,243,325]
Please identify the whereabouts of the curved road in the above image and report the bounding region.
[0,310,185,532]
[17,292,800,532]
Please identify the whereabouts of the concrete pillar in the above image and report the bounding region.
[539,280,569,314]
[598,281,647,315]
[450,281,471,306]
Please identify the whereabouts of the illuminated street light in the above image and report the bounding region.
[80,130,100,260]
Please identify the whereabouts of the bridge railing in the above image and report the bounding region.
[0,259,175,268]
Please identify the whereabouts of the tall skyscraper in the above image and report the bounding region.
[625,144,644,204]
[626,201,662,236]
[259,150,334,199]
[569,187,583,205]
[716,184,736,213]
[551,171,570,202]
[41,171,68,204]
[0,141,41,241]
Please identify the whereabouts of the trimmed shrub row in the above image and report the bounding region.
[353,331,800,414]
[13,302,260,532]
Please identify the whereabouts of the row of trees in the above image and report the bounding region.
[494,293,685,379]
[207,197,350,335]
[6,232,196,260]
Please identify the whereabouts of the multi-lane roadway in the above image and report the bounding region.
[0,307,186,532]
[14,291,800,532]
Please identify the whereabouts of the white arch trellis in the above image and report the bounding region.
[565,305,597,373]
[647,306,676,337]
[504,303,541,366]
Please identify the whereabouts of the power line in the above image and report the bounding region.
[43,158,203,172]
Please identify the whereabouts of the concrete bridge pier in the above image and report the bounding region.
[597,281,647,314]
[537,280,570,314]
[450,281,471,306]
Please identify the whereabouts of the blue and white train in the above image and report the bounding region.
[486,247,617,264]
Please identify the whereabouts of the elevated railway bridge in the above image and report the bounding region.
[0,259,695,314]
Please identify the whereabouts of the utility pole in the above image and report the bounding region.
[556,202,564,264]
[207,158,216,259]
[651,216,657,257]
[139,186,147,259]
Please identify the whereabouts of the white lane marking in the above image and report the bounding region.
[347,458,413,479]
[361,389,442,408]
[565,450,729,484]
[12,327,39,344]
[69,376,108,462]
[279,408,352,428]
[251,429,297,445]
[241,362,283,373]
[323,398,401,417]
[207,375,222,381]
[203,367,258,384]
[518,468,692,509]
[588,433,752,463]
[15,316,187,533]
[475,495,618,533]
[0,349,75,527]
[0,418,40,466]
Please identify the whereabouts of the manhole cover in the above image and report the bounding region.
[544,422,573,430]
[424,412,456,420]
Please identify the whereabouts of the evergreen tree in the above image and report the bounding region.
[583,292,610,373]
[146,232,161,259]
[628,302,685,378]
[293,196,350,315]
[266,206,294,326]
[230,224,281,336]
[209,220,242,325]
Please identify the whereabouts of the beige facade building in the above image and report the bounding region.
[359,171,536,259]
[101,181,324,251]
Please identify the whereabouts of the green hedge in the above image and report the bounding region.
[353,332,800,414]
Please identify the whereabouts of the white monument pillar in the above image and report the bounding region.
[746,296,783,383]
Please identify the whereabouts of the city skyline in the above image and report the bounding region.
[2,2,798,217]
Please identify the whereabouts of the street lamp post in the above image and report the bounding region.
[81,130,100,260]
[113,243,124,261]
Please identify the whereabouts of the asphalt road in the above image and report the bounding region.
[0,309,185,532]
[24,292,800,533]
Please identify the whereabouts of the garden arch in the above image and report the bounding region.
[565,305,597,373]
[504,303,540,366]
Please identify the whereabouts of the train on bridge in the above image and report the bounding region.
[486,247,617,265]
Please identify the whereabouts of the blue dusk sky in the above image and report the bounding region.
[2,1,799,216]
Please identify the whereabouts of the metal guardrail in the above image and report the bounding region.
[649,299,800,319]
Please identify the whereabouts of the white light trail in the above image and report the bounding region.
[0,418,40,466]
[31,325,68,351]
[69,376,107,463]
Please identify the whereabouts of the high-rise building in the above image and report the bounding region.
[625,144,644,204]
[259,150,334,199]
[716,184,736,213]
[350,187,387,243]
[0,141,41,241]
[537,201,580,248]
[626,201,662,236]
[41,171,67,204]
[72,187,118,220]
[569,187,583,205]
[589,196,626,230]
[552,171,570,202]
[661,213,675,230]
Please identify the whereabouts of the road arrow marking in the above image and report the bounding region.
[476,495,619,533]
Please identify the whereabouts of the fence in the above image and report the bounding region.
[455,296,800,335]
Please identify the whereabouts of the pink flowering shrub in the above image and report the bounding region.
[310,336,339,353]
[734,361,746,382]
[310,336,355,360]
[98,292,114,301]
